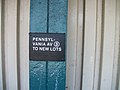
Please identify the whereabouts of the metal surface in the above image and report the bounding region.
[30,0,68,90]
[30,61,47,90]
[30,0,47,89]
[0,0,119,90]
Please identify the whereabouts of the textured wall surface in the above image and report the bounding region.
[30,0,68,90]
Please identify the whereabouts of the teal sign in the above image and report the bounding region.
[30,0,68,90]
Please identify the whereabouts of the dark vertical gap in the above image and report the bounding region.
[80,0,86,89]
[115,0,120,89]
[47,0,49,33]
[116,38,120,90]
[116,0,120,89]
[116,33,120,90]
[46,62,48,90]
[98,0,105,89]
[17,0,21,90]
[1,0,6,89]
[116,36,120,90]
[46,0,49,90]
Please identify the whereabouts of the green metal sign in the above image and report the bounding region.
[30,0,68,90]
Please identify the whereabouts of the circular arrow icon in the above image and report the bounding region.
[54,41,60,47]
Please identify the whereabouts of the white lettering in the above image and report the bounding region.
[50,47,62,51]
[32,42,46,46]
[47,43,53,46]
[39,47,49,51]
[32,37,54,42]
[33,47,38,51]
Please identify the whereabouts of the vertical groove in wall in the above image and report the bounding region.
[116,47,120,90]
[118,34,120,90]
[80,0,85,89]
[117,0,120,90]
[100,0,116,89]
[0,0,3,90]
[82,0,97,89]
[80,0,86,90]
[111,0,120,89]
[98,0,105,89]
[46,0,49,33]
[17,0,20,89]
[116,45,120,90]
[117,46,120,90]
[110,0,117,89]
[118,27,120,90]
[46,0,49,89]
[1,0,6,89]
[116,0,120,89]
[118,13,120,90]
[74,0,84,89]
[93,0,103,89]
